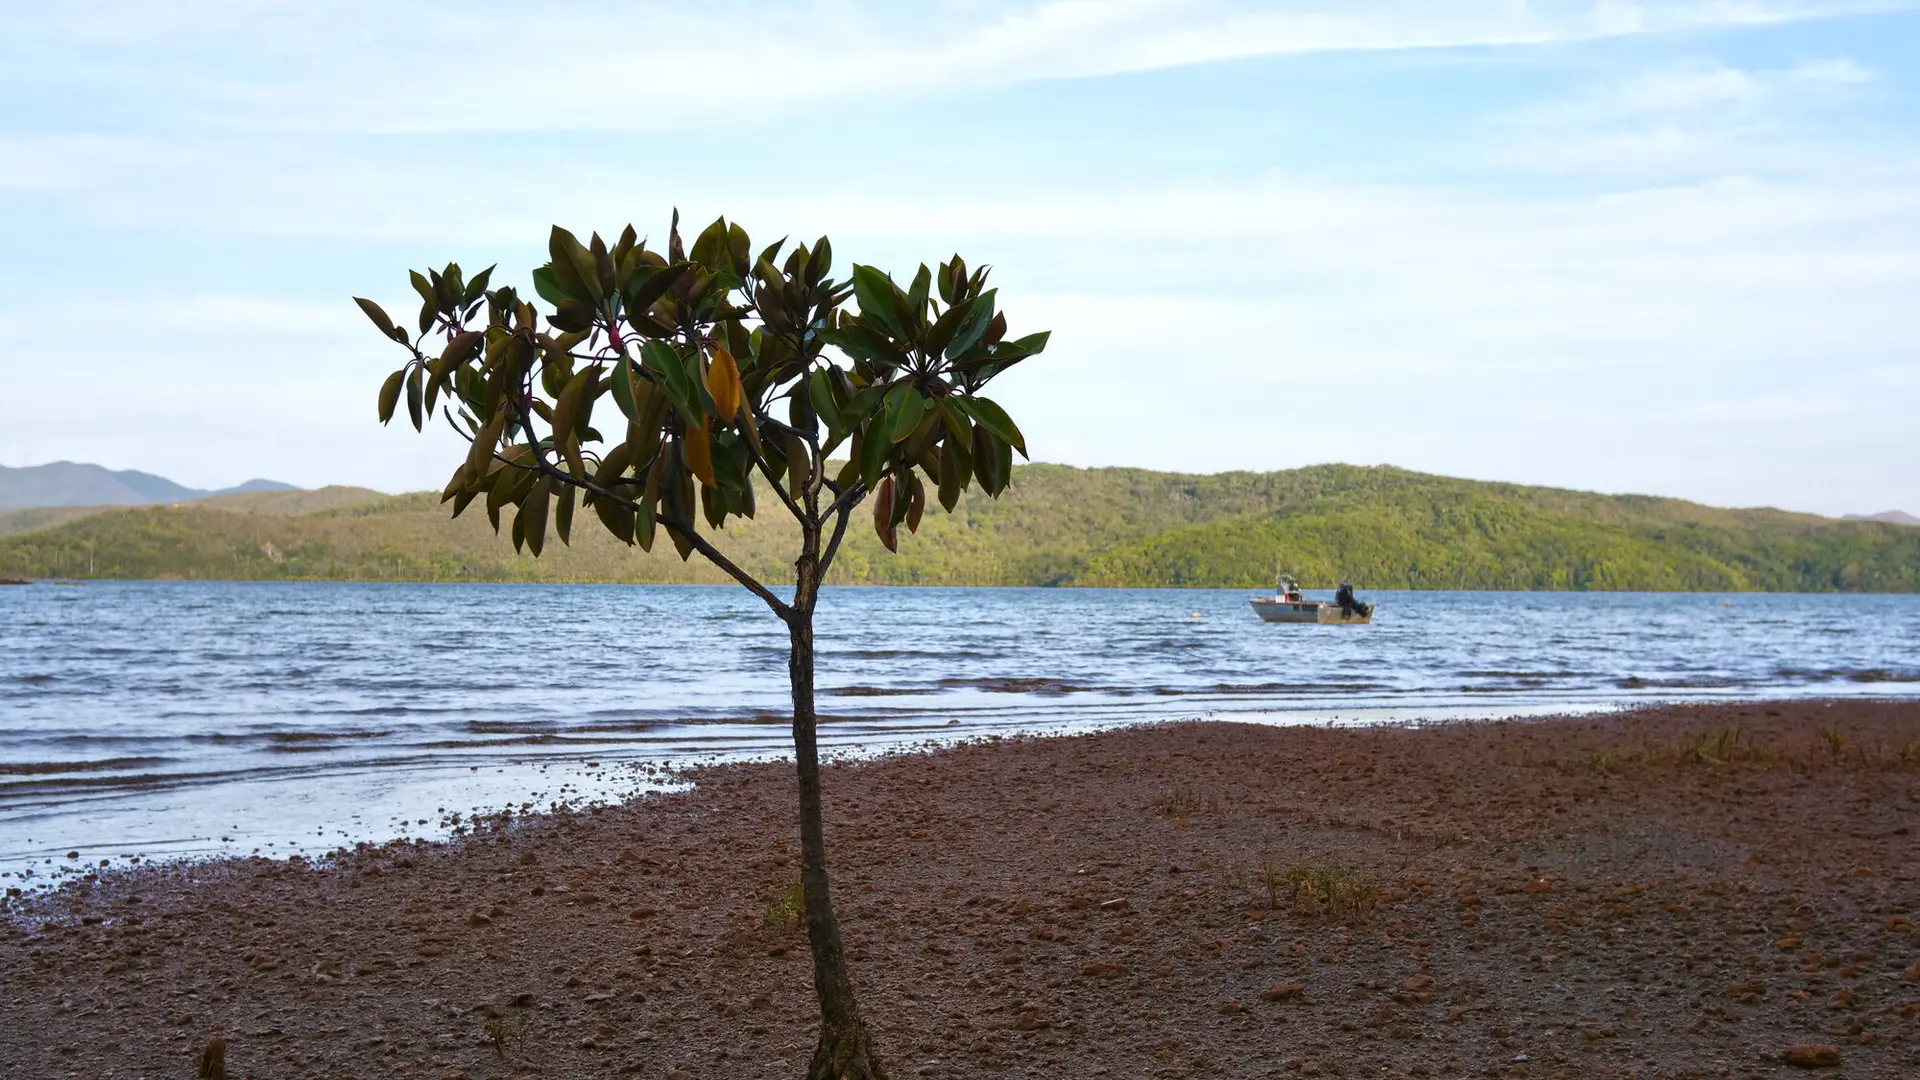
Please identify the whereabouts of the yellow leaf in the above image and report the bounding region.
[706,345,743,422]
[683,422,717,488]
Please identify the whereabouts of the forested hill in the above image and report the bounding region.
[1,464,1915,592]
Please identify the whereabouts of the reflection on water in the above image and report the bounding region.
[4,582,1917,883]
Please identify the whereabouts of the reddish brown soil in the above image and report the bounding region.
[3,701,1918,1079]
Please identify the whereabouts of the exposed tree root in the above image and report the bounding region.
[807,1020,886,1080]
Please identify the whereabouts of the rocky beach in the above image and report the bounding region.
[3,700,1918,1078]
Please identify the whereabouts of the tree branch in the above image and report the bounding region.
[509,442,792,619]
[819,500,857,578]
[741,407,809,526]
[655,512,793,616]
[480,331,797,618]
[825,479,868,521]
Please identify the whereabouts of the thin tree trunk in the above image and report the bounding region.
[788,537,884,1080]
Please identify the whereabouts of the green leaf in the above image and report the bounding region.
[641,341,699,423]
[354,298,398,338]
[1010,331,1050,355]
[808,369,845,435]
[622,262,691,316]
[946,289,998,358]
[522,477,552,557]
[635,498,656,551]
[555,481,576,546]
[906,264,931,328]
[549,226,602,304]
[594,491,635,545]
[887,387,926,444]
[859,416,891,490]
[409,271,435,307]
[809,236,833,284]
[550,299,595,334]
[937,438,968,511]
[725,222,751,277]
[850,265,908,341]
[958,395,1026,457]
[971,425,1003,495]
[817,323,910,371]
[551,366,596,453]
[377,369,405,424]
[531,266,574,306]
[842,384,883,428]
[610,356,641,420]
[689,216,729,269]
[405,366,424,430]
[937,398,972,444]
[462,265,496,307]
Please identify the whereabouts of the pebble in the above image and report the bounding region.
[1782,1044,1841,1067]
[1261,983,1306,1001]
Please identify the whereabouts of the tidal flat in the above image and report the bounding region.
[3,700,1918,1078]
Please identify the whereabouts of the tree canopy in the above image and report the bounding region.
[360,212,1046,582]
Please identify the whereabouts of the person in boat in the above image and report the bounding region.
[1335,581,1368,616]
[1276,574,1302,603]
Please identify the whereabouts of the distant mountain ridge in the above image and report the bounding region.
[0,462,295,509]
[2,463,1916,592]
[1844,510,1919,527]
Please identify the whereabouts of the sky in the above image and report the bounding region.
[1,1,1916,516]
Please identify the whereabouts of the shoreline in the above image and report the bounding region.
[4,700,1918,1077]
[11,695,1914,892]
[7,577,1920,595]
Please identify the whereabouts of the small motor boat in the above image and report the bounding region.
[1249,575,1373,624]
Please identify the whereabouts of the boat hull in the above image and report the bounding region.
[1248,598,1373,624]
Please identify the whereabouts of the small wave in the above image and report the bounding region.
[936,677,1095,695]
[0,756,174,776]
[414,735,621,748]
[1848,669,1920,684]
[267,730,393,744]
[1774,666,1920,685]
[827,686,918,697]
[559,720,675,734]
[1616,675,1741,690]
[0,769,241,795]
[840,648,987,660]
[12,674,57,686]
[1205,681,1385,695]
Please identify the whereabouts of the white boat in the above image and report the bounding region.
[1249,576,1374,624]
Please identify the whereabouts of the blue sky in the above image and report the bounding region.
[2,1,1916,515]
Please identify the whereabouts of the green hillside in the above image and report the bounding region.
[1,464,1914,591]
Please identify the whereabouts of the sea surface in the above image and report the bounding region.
[5,582,1918,887]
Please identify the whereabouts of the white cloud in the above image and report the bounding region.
[1513,56,1876,125]
[1788,57,1874,85]
[5,1,1911,134]
[1489,53,1893,175]
[5,3,1917,512]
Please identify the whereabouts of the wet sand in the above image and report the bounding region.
[3,700,1918,1078]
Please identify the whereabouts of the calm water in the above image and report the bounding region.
[4,582,1918,885]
